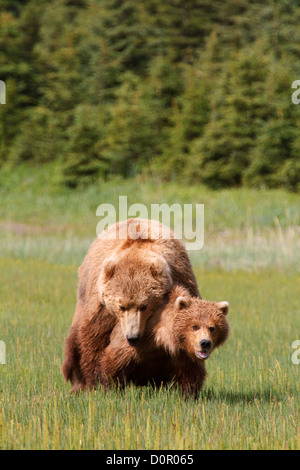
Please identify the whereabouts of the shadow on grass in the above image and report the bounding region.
[202,387,285,404]
[92,380,297,406]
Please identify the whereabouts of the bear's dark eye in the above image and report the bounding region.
[209,326,215,332]
[119,306,126,312]
[140,305,147,312]
[192,325,199,331]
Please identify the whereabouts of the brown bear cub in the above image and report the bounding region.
[62,218,200,392]
[99,286,230,397]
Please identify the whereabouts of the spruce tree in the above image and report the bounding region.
[189,47,272,187]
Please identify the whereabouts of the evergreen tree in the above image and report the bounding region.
[1,0,300,190]
[101,73,157,176]
[0,2,43,162]
[189,47,273,187]
[245,59,300,191]
[63,104,108,187]
[157,62,210,179]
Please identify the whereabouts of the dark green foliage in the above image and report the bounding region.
[1,0,300,190]
[63,104,108,187]
[188,49,273,187]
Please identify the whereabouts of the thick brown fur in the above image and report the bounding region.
[62,219,200,392]
[99,285,230,398]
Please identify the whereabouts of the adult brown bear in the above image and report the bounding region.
[62,218,200,391]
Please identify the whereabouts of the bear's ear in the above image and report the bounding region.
[150,256,164,279]
[150,255,171,282]
[217,301,229,315]
[102,257,116,280]
[175,295,191,310]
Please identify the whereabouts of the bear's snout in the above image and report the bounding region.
[200,339,211,351]
[126,334,141,346]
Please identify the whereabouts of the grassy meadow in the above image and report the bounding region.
[0,166,299,450]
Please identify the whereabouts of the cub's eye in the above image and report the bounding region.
[140,305,147,312]
[209,326,215,333]
[119,306,126,312]
[192,325,199,331]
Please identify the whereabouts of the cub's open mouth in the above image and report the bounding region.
[195,350,210,360]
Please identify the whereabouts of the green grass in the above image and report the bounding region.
[0,261,299,449]
[1,164,299,235]
[0,167,299,449]
[0,163,299,271]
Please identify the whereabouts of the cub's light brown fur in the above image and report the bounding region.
[62,219,200,392]
[99,285,230,397]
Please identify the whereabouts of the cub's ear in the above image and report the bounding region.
[217,301,229,315]
[102,258,116,280]
[175,295,191,310]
